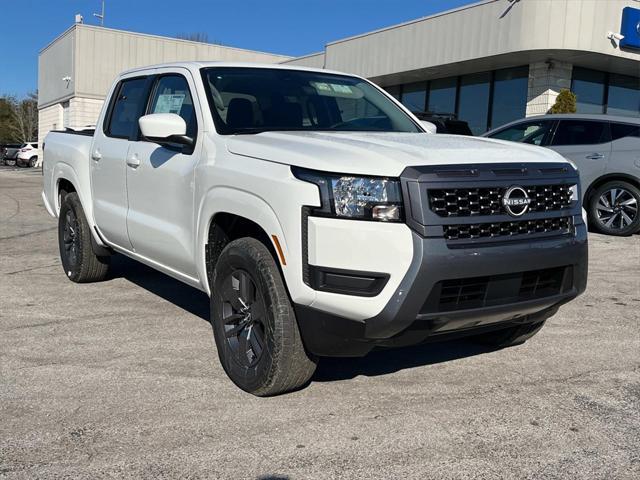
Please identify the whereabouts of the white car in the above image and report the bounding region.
[42,62,588,396]
[16,142,38,168]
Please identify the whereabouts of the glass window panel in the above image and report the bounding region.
[458,72,491,135]
[149,75,197,139]
[106,77,148,138]
[551,120,609,146]
[427,77,457,114]
[490,66,529,129]
[572,67,606,114]
[607,73,640,118]
[400,82,427,113]
[385,85,401,100]
[488,120,554,146]
[611,122,640,140]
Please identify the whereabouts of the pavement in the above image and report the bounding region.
[1,167,639,479]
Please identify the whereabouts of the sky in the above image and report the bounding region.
[0,0,477,98]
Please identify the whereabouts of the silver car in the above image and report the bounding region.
[484,114,640,236]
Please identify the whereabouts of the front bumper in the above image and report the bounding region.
[296,224,587,356]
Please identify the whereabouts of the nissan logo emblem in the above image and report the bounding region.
[502,186,531,217]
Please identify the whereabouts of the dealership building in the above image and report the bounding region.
[38,0,639,147]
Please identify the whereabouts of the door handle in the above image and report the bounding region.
[91,150,102,161]
[586,153,604,160]
[126,154,140,168]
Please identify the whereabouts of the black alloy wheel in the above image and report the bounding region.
[220,269,267,368]
[62,208,80,270]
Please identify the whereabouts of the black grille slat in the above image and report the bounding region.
[444,217,572,241]
[429,184,574,217]
[430,267,567,313]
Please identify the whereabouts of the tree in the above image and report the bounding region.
[176,32,210,43]
[549,89,577,114]
[0,96,19,143]
[0,92,38,143]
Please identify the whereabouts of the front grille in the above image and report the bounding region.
[424,267,569,313]
[429,184,574,217]
[444,216,572,241]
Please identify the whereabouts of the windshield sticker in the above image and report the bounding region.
[154,94,186,114]
[310,82,360,98]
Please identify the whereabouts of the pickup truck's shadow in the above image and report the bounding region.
[107,254,210,321]
[107,254,493,380]
[314,340,492,382]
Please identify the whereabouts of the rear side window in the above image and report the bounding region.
[106,77,148,139]
[148,75,197,141]
[611,123,640,141]
[551,120,609,146]
[489,121,553,146]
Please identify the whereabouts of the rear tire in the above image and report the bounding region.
[29,156,37,168]
[58,192,110,283]
[211,238,317,396]
[588,181,640,236]
[471,320,546,348]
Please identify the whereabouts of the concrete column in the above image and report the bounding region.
[526,61,573,116]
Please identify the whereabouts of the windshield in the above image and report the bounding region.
[201,67,421,135]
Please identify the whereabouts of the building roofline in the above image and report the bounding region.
[326,0,498,46]
[39,23,292,59]
[39,24,77,55]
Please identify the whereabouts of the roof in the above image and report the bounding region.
[519,114,640,124]
[119,61,355,78]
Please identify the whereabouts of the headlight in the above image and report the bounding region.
[292,167,404,222]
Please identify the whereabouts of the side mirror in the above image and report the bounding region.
[419,120,438,134]
[139,113,194,147]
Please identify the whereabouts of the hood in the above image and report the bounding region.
[226,131,567,177]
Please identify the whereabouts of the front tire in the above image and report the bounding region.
[588,181,640,236]
[211,238,317,396]
[58,192,110,283]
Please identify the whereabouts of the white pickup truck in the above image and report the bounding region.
[43,62,588,396]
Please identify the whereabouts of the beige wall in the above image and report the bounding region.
[38,28,75,108]
[67,97,104,129]
[37,103,63,164]
[73,25,291,102]
[281,52,325,69]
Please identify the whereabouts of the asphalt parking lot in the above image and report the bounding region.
[1,167,639,479]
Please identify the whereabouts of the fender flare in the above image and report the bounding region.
[52,163,107,248]
[195,186,290,296]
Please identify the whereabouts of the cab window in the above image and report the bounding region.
[148,75,197,142]
[105,77,148,139]
[489,121,553,146]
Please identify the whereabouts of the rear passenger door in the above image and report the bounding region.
[607,123,640,178]
[91,75,150,250]
[125,70,202,277]
[548,120,612,194]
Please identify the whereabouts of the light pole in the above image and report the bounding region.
[93,0,105,26]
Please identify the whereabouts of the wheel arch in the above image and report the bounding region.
[584,173,640,205]
[196,187,290,296]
